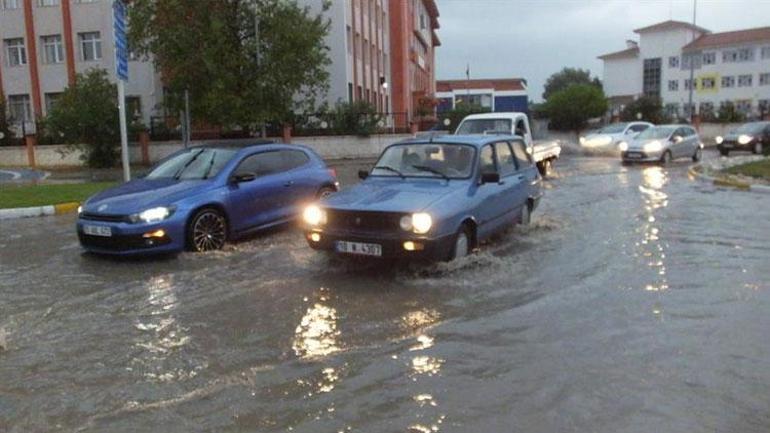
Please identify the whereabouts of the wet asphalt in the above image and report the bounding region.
[1,152,769,433]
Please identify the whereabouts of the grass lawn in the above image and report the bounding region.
[0,182,115,209]
[724,159,770,180]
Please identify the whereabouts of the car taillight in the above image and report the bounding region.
[328,168,337,179]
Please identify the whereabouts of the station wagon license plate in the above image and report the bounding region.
[335,241,382,257]
[83,225,112,237]
[625,152,643,159]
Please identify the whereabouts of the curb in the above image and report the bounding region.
[0,201,80,220]
[688,164,770,194]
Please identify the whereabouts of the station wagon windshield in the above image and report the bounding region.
[372,143,476,179]
[147,148,238,180]
[636,126,677,140]
[456,119,511,135]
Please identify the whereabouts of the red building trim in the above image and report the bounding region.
[61,0,77,85]
[23,0,43,118]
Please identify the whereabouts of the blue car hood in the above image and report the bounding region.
[323,178,466,213]
[84,178,208,215]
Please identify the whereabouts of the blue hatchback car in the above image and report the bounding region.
[77,142,338,255]
[302,135,543,261]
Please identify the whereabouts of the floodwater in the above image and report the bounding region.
[1,154,769,432]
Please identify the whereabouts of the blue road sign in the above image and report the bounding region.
[113,0,128,81]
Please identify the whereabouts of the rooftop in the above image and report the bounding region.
[597,46,639,60]
[633,20,710,35]
[436,79,527,92]
[682,26,770,51]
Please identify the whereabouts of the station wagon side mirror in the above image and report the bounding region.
[480,172,500,184]
[231,172,257,183]
[358,170,369,180]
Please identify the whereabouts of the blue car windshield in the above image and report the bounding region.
[372,143,476,179]
[146,148,238,180]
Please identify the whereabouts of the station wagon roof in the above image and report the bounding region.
[396,134,521,148]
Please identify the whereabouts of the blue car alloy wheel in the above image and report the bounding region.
[188,208,228,252]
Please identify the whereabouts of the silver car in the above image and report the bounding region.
[619,125,703,164]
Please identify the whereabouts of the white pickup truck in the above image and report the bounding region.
[455,112,562,176]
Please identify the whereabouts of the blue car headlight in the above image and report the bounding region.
[129,206,176,224]
[401,213,433,234]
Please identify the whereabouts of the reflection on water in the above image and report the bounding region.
[637,167,669,297]
[293,289,340,359]
[132,275,196,382]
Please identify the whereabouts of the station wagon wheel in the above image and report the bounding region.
[660,150,672,165]
[692,147,702,162]
[754,142,763,155]
[188,208,227,252]
[449,226,471,261]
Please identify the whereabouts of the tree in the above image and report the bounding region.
[716,101,745,123]
[544,84,607,132]
[45,69,120,167]
[0,99,10,146]
[128,0,331,131]
[620,96,666,124]
[543,67,602,101]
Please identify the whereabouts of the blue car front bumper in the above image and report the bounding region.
[76,213,187,256]
[305,227,455,260]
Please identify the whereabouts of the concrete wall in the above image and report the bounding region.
[0,133,415,168]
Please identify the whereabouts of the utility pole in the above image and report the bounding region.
[687,0,697,123]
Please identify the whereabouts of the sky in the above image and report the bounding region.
[434,0,770,102]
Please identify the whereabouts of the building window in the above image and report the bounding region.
[4,38,27,67]
[41,35,64,64]
[760,72,770,86]
[721,76,735,88]
[75,0,98,3]
[668,56,679,68]
[44,92,62,113]
[2,0,20,9]
[642,58,662,97]
[126,96,142,121]
[723,47,754,63]
[347,83,353,103]
[346,26,352,55]
[668,80,679,91]
[702,52,716,65]
[735,100,752,114]
[684,79,696,90]
[681,53,701,70]
[8,95,32,122]
[762,46,770,60]
[759,99,769,113]
[701,77,715,89]
[37,0,58,6]
[738,74,753,87]
[419,14,426,30]
[665,103,680,118]
[79,32,102,61]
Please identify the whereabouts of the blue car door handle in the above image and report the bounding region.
[284,181,294,187]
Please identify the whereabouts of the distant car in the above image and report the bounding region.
[619,125,703,164]
[580,122,654,149]
[716,121,770,156]
[302,135,543,261]
[77,142,338,255]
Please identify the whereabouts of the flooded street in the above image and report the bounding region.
[2,154,770,432]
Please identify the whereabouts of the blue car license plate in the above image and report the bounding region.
[335,241,382,257]
[83,225,112,237]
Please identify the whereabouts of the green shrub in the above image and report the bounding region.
[0,99,10,146]
[331,101,382,137]
[620,96,667,124]
[544,84,607,132]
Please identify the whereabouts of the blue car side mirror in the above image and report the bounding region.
[358,170,369,180]
[231,173,256,183]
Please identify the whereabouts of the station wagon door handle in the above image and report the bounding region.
[284,181,294,187]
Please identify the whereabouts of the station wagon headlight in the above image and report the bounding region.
[643,140,663,152]
[738,135,753,145]
[618,141,628,152]
[303,205,326,226]
[131,206,175,223]
[411,213,433,234]
[715,135,724,145]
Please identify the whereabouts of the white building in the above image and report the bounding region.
[0,0,163,131]
[599,20,770,120]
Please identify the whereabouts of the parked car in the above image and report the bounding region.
[77,142,338,255]
[580,122,654,150]
[716,121,770,156]
[302,135,543,261]
[619,125,703,164]
[455,112,561,177]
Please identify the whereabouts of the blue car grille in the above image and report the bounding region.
[325,210,402,232]
[80,212,130,223]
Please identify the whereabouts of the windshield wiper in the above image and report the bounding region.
[202,153,217,179]
[173,149,205,180]
[410,164,449,180]
[373,165,405,178]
